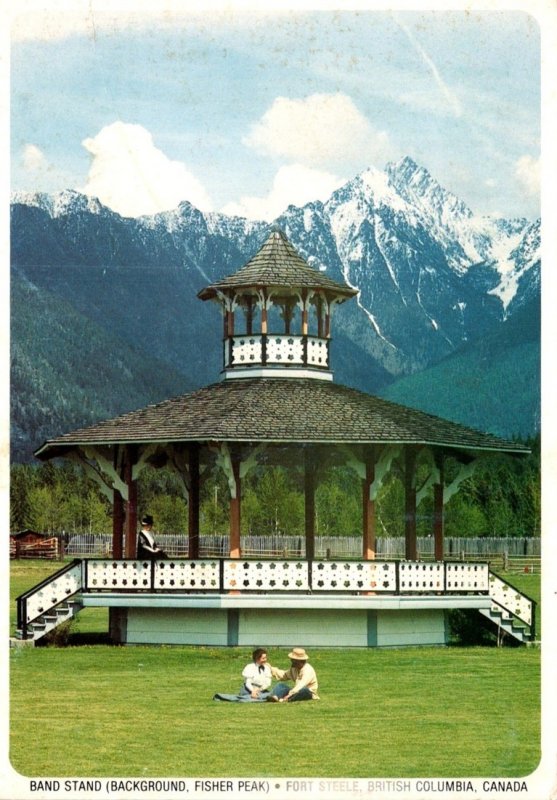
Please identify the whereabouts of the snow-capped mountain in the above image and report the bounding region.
[10,156,540,458]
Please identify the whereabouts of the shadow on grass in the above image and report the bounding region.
[36,630,114,647]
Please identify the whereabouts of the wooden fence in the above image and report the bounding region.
[55,533,540,567]
[11,537,59,559]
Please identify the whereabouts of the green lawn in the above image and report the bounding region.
[9,644,540,778]
[9,559,541,779]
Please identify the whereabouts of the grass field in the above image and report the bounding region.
[9,560,542,779]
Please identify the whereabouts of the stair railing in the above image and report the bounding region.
[16,559,83,640]
[488,571,537,639]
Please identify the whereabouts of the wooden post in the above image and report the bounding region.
[304,450,316,562]
[246,297,253,336]
[124,447,138,558]
[316,296,324,338]
[226,309,234,337]
[188,443,200,559]
[404,447,417,560]
[301,294,309,335]
[229,456,241,558]
[362,454,376,560]
[433,453,445,561]
[261,305,268,334]
[112,489,124,558]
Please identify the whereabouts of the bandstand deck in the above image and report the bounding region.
[17,557,494,648]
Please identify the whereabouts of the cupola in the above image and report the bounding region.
[198,229,357,380]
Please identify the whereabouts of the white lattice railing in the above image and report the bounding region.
[22,561,83,623]
[266,336,304,364]
[445,562,490,592]
[78,558,492,594]
[488,573,533,626]
[307,338,328,366]
[312,560,396,591]
[398,562,445,591]
[227,336,263,366]
[155,560,220,590]
[226,335,330,369]
[223,560,309,591]
[86,559,152,590]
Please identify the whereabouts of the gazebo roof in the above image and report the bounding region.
[34,377,528,458]
[197,229,357,301]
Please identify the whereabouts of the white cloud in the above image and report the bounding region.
[243,94,392,170]
[21,144,48,172]
[221,163,344,222]
[514,155,540,197]
[81,121,212,217]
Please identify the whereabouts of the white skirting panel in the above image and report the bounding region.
[376,610,447,647]
[121,607,448,647]
[125,608,228,645]
[237,609,368,647]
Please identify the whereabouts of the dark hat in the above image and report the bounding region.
[141,514,154,526]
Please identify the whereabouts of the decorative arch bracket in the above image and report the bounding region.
[443,459,479,505]
[131,443,160,482]
[213,443,266,499]
[66,446,128,503]
[416,466,441,506]
[340,444,401,501]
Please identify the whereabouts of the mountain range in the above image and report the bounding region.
[10,156,540,461]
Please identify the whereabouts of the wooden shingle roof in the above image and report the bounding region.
[198,229,357,300]
[34,378,528,458]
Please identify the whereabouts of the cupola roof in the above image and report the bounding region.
[198,229,357,301]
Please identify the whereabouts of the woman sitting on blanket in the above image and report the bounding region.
[213,648,272,702]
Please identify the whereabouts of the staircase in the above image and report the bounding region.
[15,598,84,642]
[14,560,84,644]
[479,571,537,644]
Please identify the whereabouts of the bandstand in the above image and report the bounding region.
[16,230,536,648]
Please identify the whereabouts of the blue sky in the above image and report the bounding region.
[10,2,542,221]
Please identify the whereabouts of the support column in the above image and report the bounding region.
[404,447,417,560]
[433,453,445,561]
[362,453,376,560]
[112,489,124,559]
[261,306,268,334]
[229,456,241,558]
[124,447,138,558]
[316,296,324,338]
[246,298,253,336]
[304,450,316,562]
[226,307,234,337]
[188,443,200,560]
[301,291,309,335]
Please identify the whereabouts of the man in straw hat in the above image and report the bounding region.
[267,647,319,702]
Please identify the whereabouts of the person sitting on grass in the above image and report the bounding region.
[267,647,319,702]
[213,648,272,702]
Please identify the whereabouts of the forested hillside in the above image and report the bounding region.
[11,277,191,461]
[379,297,540,438]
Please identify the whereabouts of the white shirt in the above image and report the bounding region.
[138,528,158,552]
[242,661,272,692]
